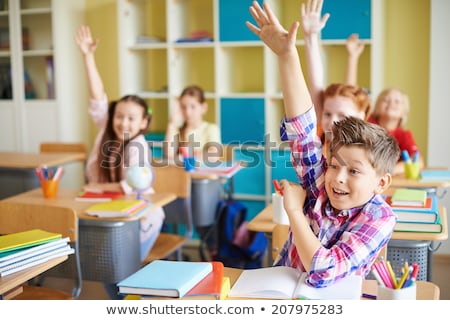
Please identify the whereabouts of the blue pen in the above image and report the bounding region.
[413,151,419,163]
[401,150,411,163]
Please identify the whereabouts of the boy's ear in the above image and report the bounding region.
[374,173,392,194]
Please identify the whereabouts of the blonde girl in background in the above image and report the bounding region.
[369,88,423,175]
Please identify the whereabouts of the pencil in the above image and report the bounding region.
[386,261,398,288]
[273,179,284,196]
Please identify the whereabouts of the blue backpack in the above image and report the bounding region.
[214,199,267,269]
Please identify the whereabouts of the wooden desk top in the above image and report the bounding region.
[1,188,176,221]
[0,152,86,169]
[392,175,450,189]
[0,255,68,298]
[248,204,448,241]
[224,267,439,300]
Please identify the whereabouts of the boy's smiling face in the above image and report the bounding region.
[325,145,390,212]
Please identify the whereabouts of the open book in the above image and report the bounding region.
[228,266,362,300]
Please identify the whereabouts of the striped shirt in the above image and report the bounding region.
[274,107,396,287]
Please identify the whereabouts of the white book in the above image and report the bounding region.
[0,237,70,267]
[228,266,362,300]
[0,246,74,277]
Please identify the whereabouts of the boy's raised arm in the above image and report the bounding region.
[246,1,312,119]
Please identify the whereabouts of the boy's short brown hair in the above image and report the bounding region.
[329,117,400,175]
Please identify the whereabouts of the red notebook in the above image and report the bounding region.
[75,191,124,202]
[185,261,224,299]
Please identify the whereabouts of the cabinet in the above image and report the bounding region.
[0,0,87,152]
[117,0,382,218]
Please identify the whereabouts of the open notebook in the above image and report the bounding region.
[228,266,362,300]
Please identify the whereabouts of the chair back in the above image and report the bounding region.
[0,202,78,241]
[153,164,191,198]
[152,165,193,238]
[0,202,82,298]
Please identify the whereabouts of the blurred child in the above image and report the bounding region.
[164,85,222,163]
[164,85,222,257]
[300,0,371,141]
[76,25,164,298]
[369,87,423,175]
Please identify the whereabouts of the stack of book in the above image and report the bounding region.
[85,199,153,218]
[386,188,442,233]
[0,229,74,277]
[117,260,230,299]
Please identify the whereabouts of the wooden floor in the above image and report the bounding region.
[44,246,450,300]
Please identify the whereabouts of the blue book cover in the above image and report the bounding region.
[385,195,439,223]
[117,260,212,298]
[420,169,450,182]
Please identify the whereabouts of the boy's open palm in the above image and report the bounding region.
[246,1,299,56]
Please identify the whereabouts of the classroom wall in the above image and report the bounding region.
[428,0,450,255]
[383,0,430,163]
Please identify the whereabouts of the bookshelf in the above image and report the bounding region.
[117,0,383,217]
[0,0,87,152]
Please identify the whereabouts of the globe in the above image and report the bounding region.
[126,165,153,198]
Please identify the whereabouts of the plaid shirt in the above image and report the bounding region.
[274,107,396,287]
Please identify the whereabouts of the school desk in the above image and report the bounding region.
[0,151,86,200]
[223,267,440,300]
[247,204,448,275]
[0,255,68,300]
[391,170,450,195]
[0,188,176,284]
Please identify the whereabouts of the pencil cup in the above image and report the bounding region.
[404,162,420,180]
[272,193,289,225]
[377,284,416,300]
[183,157,196,172]
[40,179,59,198]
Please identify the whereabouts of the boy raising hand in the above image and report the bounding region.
[246,1,400,287]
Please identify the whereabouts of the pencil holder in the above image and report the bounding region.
[40,179,59,198]
[183,157,196,172]
[377,283,416,300]
[272,193,289,225]
[404,162,420,180]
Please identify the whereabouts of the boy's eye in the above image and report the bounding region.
[328,164,337,169]
[349,169,359,175]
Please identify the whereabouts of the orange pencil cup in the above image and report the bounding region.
[404,162,420,180]
[40,179,59,198]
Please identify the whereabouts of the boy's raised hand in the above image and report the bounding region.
[301,0,330,37]
[246,1,299,57]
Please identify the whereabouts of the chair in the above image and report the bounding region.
[0,202,82,299]
[142,165,193,264]
[39,142,87,155]
[272,224,289,262]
